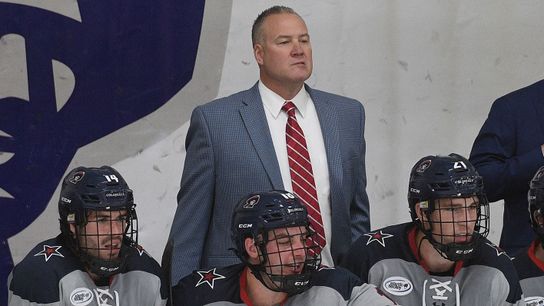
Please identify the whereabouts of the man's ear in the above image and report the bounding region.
[534,210,544,227]
[414,202,431,229]
[245,237,259,260]
[414,203,424,221]
[69,224,77,238]
[254,44,264,66]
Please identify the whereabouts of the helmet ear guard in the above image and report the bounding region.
[231,190,321,294]
[529,166,544,244]
[408,154,490,261]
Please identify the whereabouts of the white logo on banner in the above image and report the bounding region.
[525,296,544,306]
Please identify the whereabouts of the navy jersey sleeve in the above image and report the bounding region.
[125,246,169,301]
[340,235,372,282]
[477,241,524,304]
[8,239,73,305]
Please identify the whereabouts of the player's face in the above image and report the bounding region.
[77,209,127,260]
[429,197,478,245]
[254,13,312,91]
[261,226,308,277]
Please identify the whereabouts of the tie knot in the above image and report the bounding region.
[282,101,297,116]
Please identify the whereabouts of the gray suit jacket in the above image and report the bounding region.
[168,83,370,283]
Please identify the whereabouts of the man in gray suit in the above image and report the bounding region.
[168,5,370,284]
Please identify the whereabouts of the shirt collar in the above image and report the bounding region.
[258,81,310,119]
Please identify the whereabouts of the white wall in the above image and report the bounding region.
[9,0,544,263]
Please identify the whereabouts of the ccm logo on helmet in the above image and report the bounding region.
[238,224,253,229]
[409,187,420,194]
[382,276,413,296]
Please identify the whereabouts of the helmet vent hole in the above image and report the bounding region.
[81,194,101,204]
[429,182,450,191]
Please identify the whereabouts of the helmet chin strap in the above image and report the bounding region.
[245,261,310,296]
[79,243,130,279]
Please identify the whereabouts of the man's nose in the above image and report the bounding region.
[291,41,304,56]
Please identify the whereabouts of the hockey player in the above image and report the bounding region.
[171,190,395,305]
[8,166,167,306]
[513,165,544,305]
[341,154,524,305]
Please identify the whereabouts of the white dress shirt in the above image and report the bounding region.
[259,81,334,267]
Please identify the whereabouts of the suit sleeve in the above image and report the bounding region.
[168,106,215,283]
[469,97,544,202]
[351,102,370,239]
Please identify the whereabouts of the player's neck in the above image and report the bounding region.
[416,230,455,273]
[246,268,288,306]
[535,240,544,262]
[86,269,110,286]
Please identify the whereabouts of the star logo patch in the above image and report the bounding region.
[364,230,394,247]
[195,268,226,289]
[485,242,508,258]
[34,245,64,262]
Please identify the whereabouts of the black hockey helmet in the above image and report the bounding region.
[231,190,320,294]
[59,166,137,278]
[408,153,489,261]
[529,166,544,243]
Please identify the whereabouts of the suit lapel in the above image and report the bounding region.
[239,84,284,189]
[308,86,344,200]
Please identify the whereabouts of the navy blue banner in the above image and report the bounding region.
[0,1,205,303]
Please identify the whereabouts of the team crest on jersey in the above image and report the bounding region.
[382,276,413,296]
[70,288,93,306]
[364,230,394,247]
[485,242,509,258]
[195,268,226,289]
[525,296,544,306]
[34,245,64,262]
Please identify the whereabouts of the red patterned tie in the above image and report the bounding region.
[282,101,326,251]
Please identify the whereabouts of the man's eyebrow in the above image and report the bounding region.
[275,33,309,40]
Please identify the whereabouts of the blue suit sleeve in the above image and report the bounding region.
[351,102,371,239]
[469,97,544,202]
[169,106,215,283]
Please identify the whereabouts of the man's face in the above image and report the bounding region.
[259,226,308,277]
[426,197,479,245]
[75,209,127,260]
[254,13,312,90]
